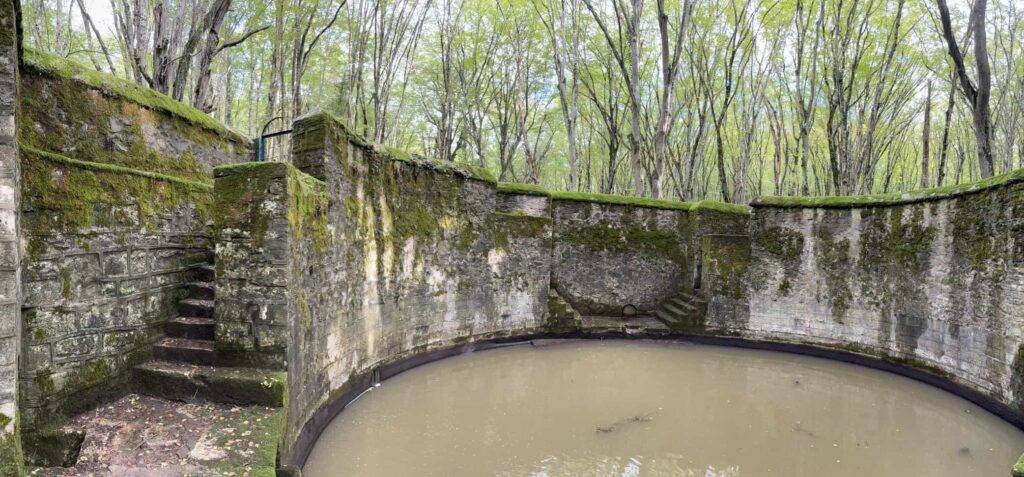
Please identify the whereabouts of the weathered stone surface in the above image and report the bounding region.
[220,113,749,469]
[720,184,1024,419]
[14,56,250,435]
[0,0,23,471]
[551,199,693,315]
[29,394,280,476]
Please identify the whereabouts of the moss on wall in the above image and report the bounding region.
[21,49,247,144]
[755,166,1024,209]
[560,220,687,264]
[491,212,551,249]
[214,162,289,248]
[21,146,213,259]
[752,225,805,295]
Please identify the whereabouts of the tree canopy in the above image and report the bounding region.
[22,0,1024,201]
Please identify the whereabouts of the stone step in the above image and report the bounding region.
[166,316,215,340]
[669,297,699,310]
[152,337,215,365]
[654,309,681,325]
[664,302,695,316]
[186,282,215,300]
[179,299,214,319]
[194,265,215,283]
[134,361,285,407]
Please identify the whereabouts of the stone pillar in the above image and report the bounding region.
[0,0,23,472]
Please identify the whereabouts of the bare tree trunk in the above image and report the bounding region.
[937,0,994,177]
[921,81,932,188]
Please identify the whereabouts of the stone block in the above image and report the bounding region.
[54,334,99,360]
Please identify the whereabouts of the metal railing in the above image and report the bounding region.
[255,116,292,162]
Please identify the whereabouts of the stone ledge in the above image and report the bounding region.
[134,360,286,407]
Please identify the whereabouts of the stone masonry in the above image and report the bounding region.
[0,0,23,471]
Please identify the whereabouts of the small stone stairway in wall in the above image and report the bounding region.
[653,290,708,331]
[134,265,285,407]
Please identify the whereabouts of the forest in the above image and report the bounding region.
[20,0,1024,202]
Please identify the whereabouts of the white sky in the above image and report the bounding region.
[74,0,1024,40]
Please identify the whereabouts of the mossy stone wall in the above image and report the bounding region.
[0,0,24,472]
[732,186,1024,417]
[550,199,694,315]
[15,59,250,436]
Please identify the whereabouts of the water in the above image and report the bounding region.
[303,340,1024,476]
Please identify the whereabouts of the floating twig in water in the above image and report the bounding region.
[596,414,653,434]
[792,422,816,438]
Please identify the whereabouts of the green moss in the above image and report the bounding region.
[23,48,247,143]
[691,200,751,215]
[756,167,1024,209]
[701,235,750,299]
[816,235,853,322]
[285,167,330,251]
[0,430,23,477]
[213,162,288,247]
[491,212,551,249]
[35,368,55,395]
[753,226,805,295]
[1014,451,1024,477]
[551,190,692,211]
[562,222,687,263]
[497,182,551,197]
[859,208,934,277]
[23,146,212,190]
[22,146,212,259]
[208,407,284,477]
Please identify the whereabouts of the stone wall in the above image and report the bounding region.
[16,52,250,428]
[707,179,1024,419]
[214,113,751,468]
[0,0,23,471]
[550,197,692,315]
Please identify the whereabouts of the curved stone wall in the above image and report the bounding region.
[212,112,1024,473]
[715,176,1024,428]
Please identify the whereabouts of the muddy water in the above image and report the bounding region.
[303,341,1024,476]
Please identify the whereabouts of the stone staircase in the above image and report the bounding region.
[653,290,707,331]
[134,265,284,407]
[151,267,216,365]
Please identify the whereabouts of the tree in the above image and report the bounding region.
[936,0,994,177]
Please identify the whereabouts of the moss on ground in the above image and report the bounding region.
[22,48,247,143]
[1014,451,1024,477]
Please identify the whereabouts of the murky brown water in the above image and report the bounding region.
[303,340,1024,476]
